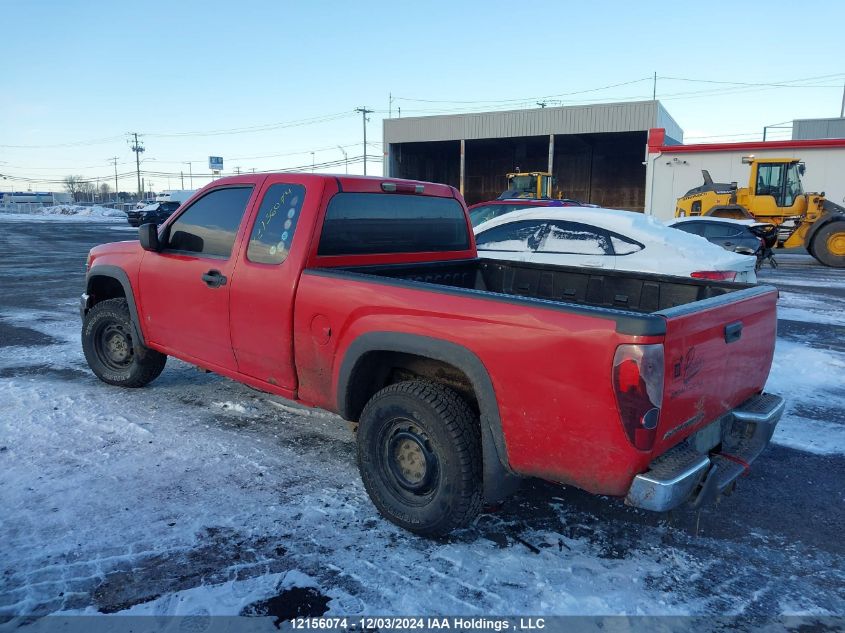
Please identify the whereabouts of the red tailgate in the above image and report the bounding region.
[654,286,778,454]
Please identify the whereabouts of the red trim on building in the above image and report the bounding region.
[647,127,845,155]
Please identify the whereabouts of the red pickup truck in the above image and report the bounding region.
[81,174,784,536]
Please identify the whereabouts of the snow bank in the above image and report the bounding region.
[0,204,126,221]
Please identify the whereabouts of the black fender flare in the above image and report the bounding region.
[337,331,520,503]
[84,265,146,347]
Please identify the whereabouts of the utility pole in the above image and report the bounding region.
[128,133,144,197]
[652,72,657,101]
[180,171,184,188]
[109,157,119,201]
[537,101,547,108]
[235,166,241,175]
[389,92,393,119]
[355,107,374,175]
[311,152,315,172]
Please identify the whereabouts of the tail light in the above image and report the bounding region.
[691,271,737,281]
[613,344,664,451]
[381,182,424,194]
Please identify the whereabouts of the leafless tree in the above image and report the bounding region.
[99,183,111,200]
[63,175,85,199]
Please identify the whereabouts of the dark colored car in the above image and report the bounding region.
[467,199,590,227]
[668,218,778,269]
[127,201,181,227]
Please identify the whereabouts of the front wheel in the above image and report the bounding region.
[811,220,845,268]
[356,380,482,537]
[82,298,167,387]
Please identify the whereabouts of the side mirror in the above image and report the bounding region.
[798,163,806,176]
[139,223,161,252]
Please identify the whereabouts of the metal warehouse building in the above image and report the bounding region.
[383,100,683,209]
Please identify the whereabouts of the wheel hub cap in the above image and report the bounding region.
[828,231,845,257]
[394,437,427,484]
[106,332,129,362]
[388,428,435,492]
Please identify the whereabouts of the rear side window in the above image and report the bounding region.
[703,223,743,238]
[672,222,705,236]
[167,187,253,258]
[539,221,612,255]
[247,183,305,265]
[609,234,644,255]
[318,193,469,256]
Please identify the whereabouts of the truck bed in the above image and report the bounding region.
[337,258,755,315]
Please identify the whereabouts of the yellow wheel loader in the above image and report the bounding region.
[499,171,555,200]
[675,157,845,267]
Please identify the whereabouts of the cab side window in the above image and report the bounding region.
[167,187,253,258]
[246,184,306,265]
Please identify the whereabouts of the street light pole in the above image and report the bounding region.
[337,145,348,174]
[183,162,193,188]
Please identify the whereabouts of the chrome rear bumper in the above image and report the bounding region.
[625,392,785,512]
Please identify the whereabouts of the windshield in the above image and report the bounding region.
[508,175,536,195]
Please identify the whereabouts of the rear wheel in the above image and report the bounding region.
[356,380,482,537]
[82,298,167,387]
[811,220,845,268]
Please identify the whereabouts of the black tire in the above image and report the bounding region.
[82,298,167,387]
[811,220,845,268]
[356,380,482,537]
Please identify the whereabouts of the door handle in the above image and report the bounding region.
[201,269,227,288]
[724,321,743,344]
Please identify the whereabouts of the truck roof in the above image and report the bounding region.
[206,173,459,199]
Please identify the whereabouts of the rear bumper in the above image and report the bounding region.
[625,392,785,512]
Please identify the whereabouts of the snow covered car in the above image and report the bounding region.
[473,207,758,282]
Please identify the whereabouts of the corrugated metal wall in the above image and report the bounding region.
[384,100,670,144]
[793,118,845,140]
[384,100,679,210]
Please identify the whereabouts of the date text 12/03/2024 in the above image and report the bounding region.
[290,617,546,630]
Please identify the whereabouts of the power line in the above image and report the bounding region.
[0,111,357,149]
[394,77,653,105]
[145,111,355,138]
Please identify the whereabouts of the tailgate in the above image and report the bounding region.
[654,285,778,454]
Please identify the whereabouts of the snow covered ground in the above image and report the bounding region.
[0,204,126,221]
[0,224,843,623]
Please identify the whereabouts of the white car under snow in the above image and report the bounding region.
[473,206,758,283]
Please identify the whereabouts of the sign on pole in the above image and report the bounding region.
[208,156,224,171]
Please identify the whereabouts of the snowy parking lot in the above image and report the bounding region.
[1,216,844,621]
